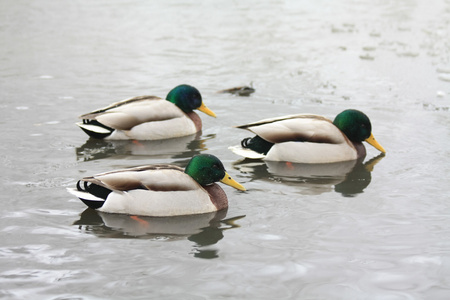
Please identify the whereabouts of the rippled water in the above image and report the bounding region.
[1,0,450,299]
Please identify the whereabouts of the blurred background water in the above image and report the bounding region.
[1,0,449,299]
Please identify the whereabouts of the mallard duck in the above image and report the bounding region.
[77,84,216,140]
[68,154,246,217]
[229,109,386,163]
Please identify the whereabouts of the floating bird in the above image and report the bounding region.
[229,109,386,163]
[77,85,216,140]
[218,84,255,96]
[68,154,245,217]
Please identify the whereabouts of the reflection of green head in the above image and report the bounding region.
[185,154,226,186]
[166,84,202,113]
[333,109,372,142]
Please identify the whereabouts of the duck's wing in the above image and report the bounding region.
[79,96,186,130]
[82,165,200,192]
[79,96,161,118]
[237,114,347,144]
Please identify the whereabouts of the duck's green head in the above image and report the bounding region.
[333,109,386,153]
[166,84,216,117]
[185,154,246,191]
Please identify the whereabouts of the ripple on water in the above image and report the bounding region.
[437,73,450,82]
[0,244,83,265]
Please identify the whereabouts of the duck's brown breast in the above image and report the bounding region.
[203,184,228,211]
[186,112,202,132]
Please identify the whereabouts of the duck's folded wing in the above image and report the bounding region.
[237,114,346,144]
[79,96,186,130]
[82,165,200,192]
[80,96,160,118]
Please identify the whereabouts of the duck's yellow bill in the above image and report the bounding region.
[198,102,217,118]
[221,172,246,191]
[365,133,386,153]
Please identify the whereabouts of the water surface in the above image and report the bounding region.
[1,0,449,299]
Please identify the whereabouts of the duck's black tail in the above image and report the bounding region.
[241,135,274,155]
[77,119,114,139]
[76,180,112,209]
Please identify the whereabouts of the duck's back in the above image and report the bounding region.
[240,114,348,145]
[86,165,198,191]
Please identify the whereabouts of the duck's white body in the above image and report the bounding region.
[77,96,201,140]
[68,165,228,217]
[230,114,365,164]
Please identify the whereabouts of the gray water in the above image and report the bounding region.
[1,0,450,299]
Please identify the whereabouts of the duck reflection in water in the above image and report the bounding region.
[73,208,245,259]
[76,132,215,162]
[233,153,385,196]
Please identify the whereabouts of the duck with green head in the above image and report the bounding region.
[77,84,216,140]
[68,154,246,217]
[229,109,386,163]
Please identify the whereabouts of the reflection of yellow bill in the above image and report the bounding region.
[365,133,386,153]
[364,153,386,172]
[221,172,246,191]
[198,102,216,117]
